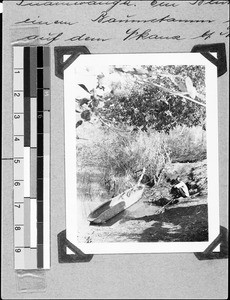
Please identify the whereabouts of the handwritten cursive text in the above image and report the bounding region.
[16,0,135,13]
[123,28,185,41]
[92,12,214,24]
[15,16,77,26]
[189,0,229,5]
[150,0,179,8]
[65,34,110,42]
[16,32,110,45]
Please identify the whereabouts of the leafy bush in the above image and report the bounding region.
[76,65,206,133]
[99,83,206,133]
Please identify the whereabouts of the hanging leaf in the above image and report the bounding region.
[175,77,187,92]
[76,120,83,128]
[78,84,91,94]
[114,67,125,73]
[81,110,91,121]
[133,68,148,75]
[185,76,197,99]
[79,98,90,106]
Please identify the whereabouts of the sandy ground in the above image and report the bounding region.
[80,193,208,243]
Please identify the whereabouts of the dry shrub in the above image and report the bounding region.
[166,125,206,162]
[76,124,207,197]
[94,129,171,194]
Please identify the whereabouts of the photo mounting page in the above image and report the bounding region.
[64,53,219,254]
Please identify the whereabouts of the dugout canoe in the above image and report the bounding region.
[88,184,145,224]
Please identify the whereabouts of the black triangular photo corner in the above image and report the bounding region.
[54,46,90,79]
[57,230,93,263]
[191,43,227,77]
[194,226,228,260]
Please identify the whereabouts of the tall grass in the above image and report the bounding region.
[76,125,206,196]
[166,126,206,162]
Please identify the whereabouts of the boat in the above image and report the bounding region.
[88,169,146,224]
[88,184,145,224]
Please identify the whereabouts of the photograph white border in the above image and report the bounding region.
[64,53,219,254]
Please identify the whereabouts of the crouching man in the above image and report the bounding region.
[172,176,190,198]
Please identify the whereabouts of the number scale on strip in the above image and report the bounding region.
[13,47,50,269]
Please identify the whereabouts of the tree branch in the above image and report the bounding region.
[138,79,206,107]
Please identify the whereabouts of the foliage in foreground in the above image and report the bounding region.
[76,64,206,133]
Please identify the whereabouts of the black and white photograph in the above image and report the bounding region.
[2,1,228,298]
[64,53,219,254]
